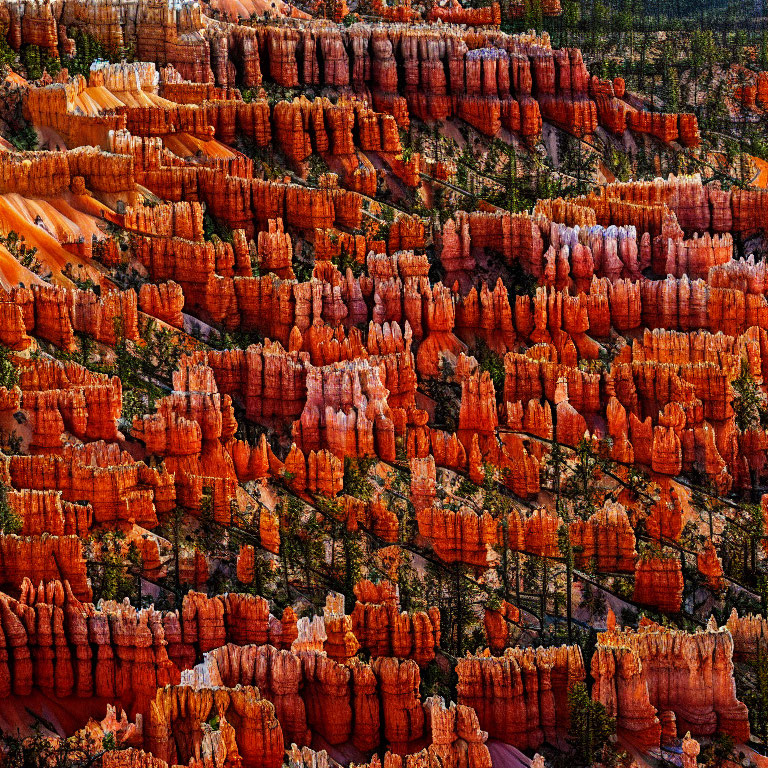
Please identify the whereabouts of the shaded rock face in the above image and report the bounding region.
[0,584,302,710]
[148,683,284,768]
[456,645,585,750]
[351,579,440,667]
[483,600,520,654]
[593,615,750,745]
[0,537,91,600]
[8,439,173,529]
[113,677,492,768]
[568,501,636,572]
[138,282,185,328]
[12,283,139,352]
[0,581,750,762]
[726,608,768,661]
[632,555,684,613]
[203,643,420,753]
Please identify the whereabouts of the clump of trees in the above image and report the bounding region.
[0,232,49,281]
[20,30,134,81]
[0,728,118,768]
[0,480,22,535]
[87,529,143,604]
[732,359,768,433]
[567,683,616,765]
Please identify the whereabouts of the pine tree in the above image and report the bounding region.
[280,494,324,599]
[665,67,680,112]
[0,345,18,390]
[164,506,185,598]
[561,0,580,46]
[567,683,616,765]
[0,479,21,535]
[732,359,768,432]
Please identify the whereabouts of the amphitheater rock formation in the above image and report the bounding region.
[0,4,761,766]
